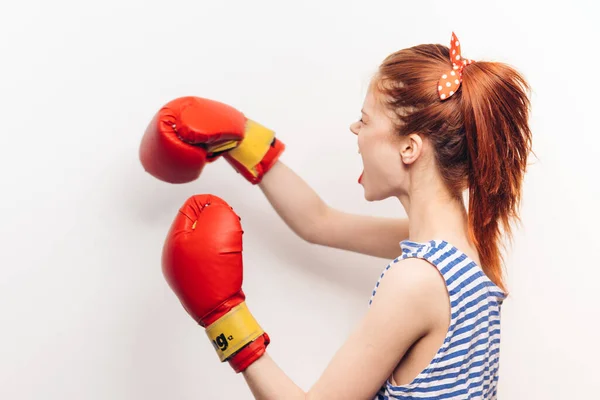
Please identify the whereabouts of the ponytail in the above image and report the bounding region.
[461,62,532,292]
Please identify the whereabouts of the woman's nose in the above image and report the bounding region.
[349,122,359,135]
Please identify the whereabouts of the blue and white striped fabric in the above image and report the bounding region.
[370,239,506,400]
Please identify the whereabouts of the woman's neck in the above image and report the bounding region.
[398,187,470,246]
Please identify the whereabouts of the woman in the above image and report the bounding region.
[143,32,532,399]
[245,32,531,399]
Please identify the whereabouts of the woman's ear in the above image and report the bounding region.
[399,133,423,165]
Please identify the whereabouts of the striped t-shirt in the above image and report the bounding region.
[370,239,506,400]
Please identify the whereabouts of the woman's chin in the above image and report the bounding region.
[362,183,392,202]
[362,186,378,202]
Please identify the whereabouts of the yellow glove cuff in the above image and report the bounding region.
[205,301,265,362]
[227,119,275,177]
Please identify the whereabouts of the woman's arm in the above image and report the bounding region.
[241,258,446,399]
[259,161,409,260]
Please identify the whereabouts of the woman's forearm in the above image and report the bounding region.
[242,353,306,400]
[258,161,328,243]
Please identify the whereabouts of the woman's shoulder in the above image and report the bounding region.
[371,253,449,313]
[371,238,481,307]
[370,254,449,321]
[385,255,446,287]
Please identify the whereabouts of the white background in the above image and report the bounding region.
[1,0,599,399]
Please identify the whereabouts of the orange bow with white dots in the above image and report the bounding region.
[437,32,475,101]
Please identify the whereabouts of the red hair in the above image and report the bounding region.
[375,43,532,292]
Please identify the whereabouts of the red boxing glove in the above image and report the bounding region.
[162,194,270,372]
[139,96,285,184]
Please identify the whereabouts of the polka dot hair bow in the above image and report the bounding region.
[438,32,475,100]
